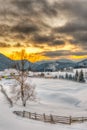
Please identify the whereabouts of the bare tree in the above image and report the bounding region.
[11,81,36,106]
[12,49,35,106]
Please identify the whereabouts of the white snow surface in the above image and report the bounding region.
[0,70,87,130]
[0,90,87,130]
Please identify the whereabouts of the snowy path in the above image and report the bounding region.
[0,92,87,130]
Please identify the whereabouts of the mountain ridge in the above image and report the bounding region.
[0,53,87,71]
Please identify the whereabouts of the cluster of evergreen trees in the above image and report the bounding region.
[74,70,85,82]
[59,70,85,83]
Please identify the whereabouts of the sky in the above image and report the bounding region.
[0,0,87,62]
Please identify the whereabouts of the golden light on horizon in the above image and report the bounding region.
[0,45,85,62]
[62,43,74,50]
[0,41,86,62]
[0,47,49,62]
[71,55,87,60]
[10,51,50,62]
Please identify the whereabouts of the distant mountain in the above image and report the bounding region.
[32,59,76,72]
[0,54,32,71]
[56,58,75,63]
[35,59,75,65]
[76,59,87,68]
[0,53,87,71]
[0,53,14,70]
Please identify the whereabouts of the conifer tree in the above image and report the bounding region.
[69,74,73,80]
[79,70,85,82]
[65,73,68,79]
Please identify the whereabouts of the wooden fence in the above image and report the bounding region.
[13,111,87,125]
[0,85,13,107]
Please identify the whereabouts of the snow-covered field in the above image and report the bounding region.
[0,93,87,130]
[28,78,87,116]
[0,69,87,130]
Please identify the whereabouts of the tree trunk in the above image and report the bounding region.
[21,83,26,107]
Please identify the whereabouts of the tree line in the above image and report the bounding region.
[59,70,85,83]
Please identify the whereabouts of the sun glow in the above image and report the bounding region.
[0,47,49,62]
[0,42,86,62]
[71,55,87,60]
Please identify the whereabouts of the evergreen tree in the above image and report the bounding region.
[68,74,73,80]
[72,75,75,81]
[61,75,64,79]
[79,70,85,82]
[65,73,68,79]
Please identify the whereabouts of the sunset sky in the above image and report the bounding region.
[0,0,87,62]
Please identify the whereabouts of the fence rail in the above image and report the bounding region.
[13,111,87,125]
[0,85,13,107]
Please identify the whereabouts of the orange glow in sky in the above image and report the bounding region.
[0,43,87,62]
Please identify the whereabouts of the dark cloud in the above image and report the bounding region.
[73,51,87,56]
[32,34,65,47]
[0,42,11,47]
[12,24,39,34]
[0,24,11,36]
[13,34,26,40]
[32,34,53,44]
[74,32,87,43]
[43,50,71,57]
[13,43,24,47]
[0,0,87,58]
[42,50,87,58]
[68,32,87,50]
[52,40,65,46]
[54,22,87,34]
[54,0,87,21]
[12,0,58,17]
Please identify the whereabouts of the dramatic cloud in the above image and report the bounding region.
[0,0,87,60]
[0,42,10,47]
[42,50,87,58]
[13,43,24,47]
[12,0,58,17]
[51,40,65,46]
[32,34,53,44]
[12,24,39,34]
[32,34,65,47]
[54,22,87,34]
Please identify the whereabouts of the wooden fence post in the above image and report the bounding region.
[50,114,54,123]
[23,111,25,117]
[82,117,84,123]
[69,116,72,125]
[29,112,31,119]
[35,113,37,120]
[43,113,46,122]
